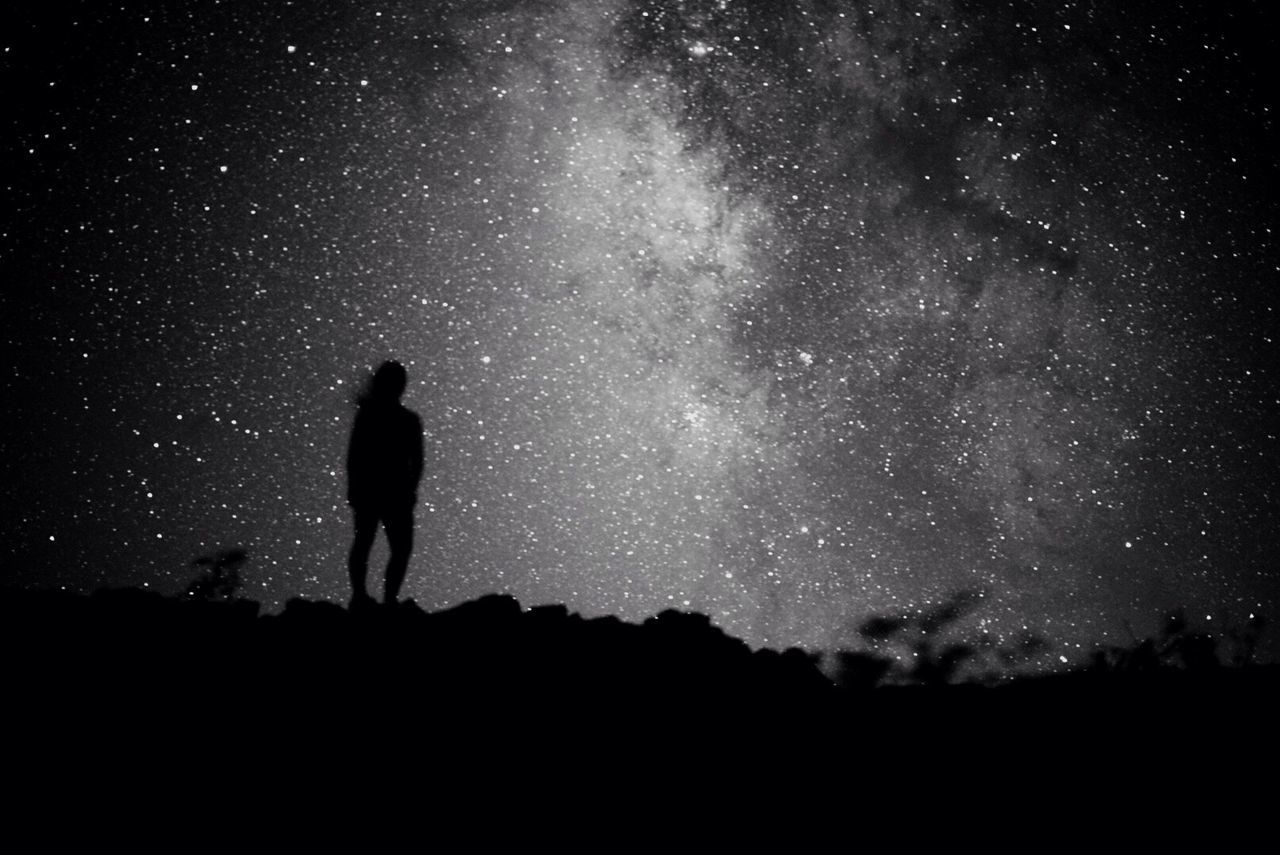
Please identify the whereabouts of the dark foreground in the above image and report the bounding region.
[3,585,1275,825]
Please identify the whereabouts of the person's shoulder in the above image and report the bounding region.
[399,405,424,427]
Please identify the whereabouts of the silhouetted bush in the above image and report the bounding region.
[185,549,247,602]
[1228,614,1269,667]
[1089,608,1268,673]
[835,589,1051,688]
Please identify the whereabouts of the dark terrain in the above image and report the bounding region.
[4,582,1275,828]
[5,584,1273,750]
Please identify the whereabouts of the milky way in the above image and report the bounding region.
[3,0,1276,662]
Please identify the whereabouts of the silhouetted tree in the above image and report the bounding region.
[837,588,1053,687]
[997,630,1051,667]
[1088,609,1268,673]
[186,549,247,602]
[834,651,893,690]
[1227,614,1268,667]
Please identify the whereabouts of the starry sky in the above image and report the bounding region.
[3,0,1276,662]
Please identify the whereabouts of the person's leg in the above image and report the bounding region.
[383,506,414,605]
[348,506,379,605]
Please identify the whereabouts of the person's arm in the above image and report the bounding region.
[410,413,425,496]
[346,410,363,505]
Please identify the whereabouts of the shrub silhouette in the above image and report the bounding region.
[1227,614,1268,667]
[837,596,1271,688]
[836,589,1053,688]
[185,549,247,602]
[1089,609,1268,673]
[834,651,894,690]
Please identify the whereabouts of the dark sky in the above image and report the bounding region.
[3,0,1276,664]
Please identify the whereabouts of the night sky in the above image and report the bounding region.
[3,0,1276,664]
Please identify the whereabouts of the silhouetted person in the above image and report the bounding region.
[346,360,424,608]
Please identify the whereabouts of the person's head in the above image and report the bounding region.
[369,360,407,402]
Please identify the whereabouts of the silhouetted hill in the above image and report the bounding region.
[1,586,838,739]
[3,585,1276,802]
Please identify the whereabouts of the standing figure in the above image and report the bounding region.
[346,360,424,608]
